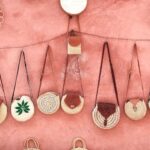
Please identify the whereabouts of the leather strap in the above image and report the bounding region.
[95,42,119,106]
[67,15,81,33]
[0,75,7,105]
[61,55,84,98]
[37,45,58,97]
[125,43,145,100]
[11,51,33,103]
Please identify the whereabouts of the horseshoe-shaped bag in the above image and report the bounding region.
[92,42,120,129]
[124,44,147,120]
[71,137,88,150]
[61,92,84,114]
[24,138,40,150]
[11,51,35,122]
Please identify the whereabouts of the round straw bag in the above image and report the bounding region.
[92,102,120,129]
[125,99,147,120]
[92,42,120,129]
[71,137,88,150]
[37,92,60,115]
[0,75,7,124]
[124,44,147,120]
[61,56,84,115]
[11,51,35,122]
[60,0,88,15]
[24,138,40,150]
[11,96,34,122]
[37,46,60,115]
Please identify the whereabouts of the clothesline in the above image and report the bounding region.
[0,30,150,50]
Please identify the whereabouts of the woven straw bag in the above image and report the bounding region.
[24,138,40,150]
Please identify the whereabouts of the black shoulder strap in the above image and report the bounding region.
[11,51,33,102]
[125,43,145,100]
[37,45,57,97]
[95,42,119,106]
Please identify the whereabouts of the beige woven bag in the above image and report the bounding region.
[124,44,147,120]
[71,137,88,150]
[0,75,7,124]
[92,42,120,129]
[24,138,40,150]
[37,46,60,115]
[11,51,35,122]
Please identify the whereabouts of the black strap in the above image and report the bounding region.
[37,45,57,97]
[125,43,145,100]
[95,42,119,106]
[61,55,84,98]
[0,75,7,105]
[11,51,33,102]
[67,15,81,42]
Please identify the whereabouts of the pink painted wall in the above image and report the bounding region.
[0,0,150,149]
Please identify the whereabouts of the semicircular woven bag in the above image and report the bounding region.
[92,42,120,129]
[71,137,88,150]
[61,92,84,114]
[24,138,40,150]
[124,44,147,120]
[125,99,147,120]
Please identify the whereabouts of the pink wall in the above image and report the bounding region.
[0,0,150,149]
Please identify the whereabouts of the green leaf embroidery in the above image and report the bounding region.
[15,100,30,115]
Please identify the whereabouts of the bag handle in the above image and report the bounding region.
[0,75,7,105]
[61,55,84,98]
[125,43,145,101]
[37,45,58,97]
[73,137,86,149]
[95,42,119,106]
[11,51,33,103]
[24,137,39,149]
